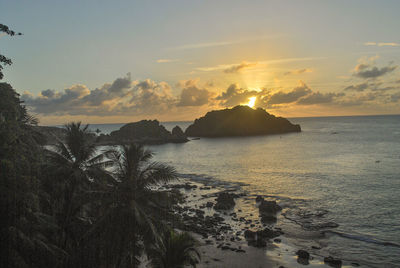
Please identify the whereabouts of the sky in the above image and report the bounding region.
[1,0,400,125]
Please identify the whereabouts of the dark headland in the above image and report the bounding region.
[37,120,188,145]
[185,105,301,137]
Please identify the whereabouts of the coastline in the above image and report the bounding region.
[167,176,355,268]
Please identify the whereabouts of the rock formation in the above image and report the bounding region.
[185,105,301,137]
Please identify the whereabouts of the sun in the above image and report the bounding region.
[247,96,256,108]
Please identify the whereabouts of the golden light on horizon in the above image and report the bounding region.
[247,96,256,108]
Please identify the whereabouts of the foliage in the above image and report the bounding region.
[0,82,61,268]
[85,143,180,267]
[149,229,200,268]
[0,30,197,266]
[42,122,111,266]
[0,24,22,80]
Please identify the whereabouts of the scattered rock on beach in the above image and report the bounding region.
[324,256,342,267]
[256,195,264,202]
[258,200,282,222]
[259,200,282,215]
[214,192,236,210]
[206,201,214,208]
[296,249,310,259]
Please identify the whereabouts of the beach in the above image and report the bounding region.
[167,178,353,268]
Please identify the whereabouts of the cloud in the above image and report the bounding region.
[22,75,175,116]
[390,92,400,103]
[223,62,258,73]
[353,62,397,79]
[156,59,178,63]
[297,92,344,105]
[216,84,262,107]
[267,81,311,104]
[344,82,370,92]
[215,81,346,108]
[171,34,285,50]
[177,79,214,106]
[196,57,326,72]
[364,42,400,47]
[283,68,313,76]
[337,92,384,107]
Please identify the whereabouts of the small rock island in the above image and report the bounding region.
[100,120,188,144]
[185,105,301,137]
[38,120,188,145]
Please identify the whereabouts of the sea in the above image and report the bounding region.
[88,115,400,267]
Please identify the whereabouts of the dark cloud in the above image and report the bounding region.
[223,62,258,73]
[337,92,383,106]
[344,81,397,92]
[297,92,344,105]
[344,82,369,92]
[267,82,311,104]
[215,81,345,108]
[22,76,175,116]
[353,63,397,79]
[390,92,400,103]
[216,84,262,107]
[177,79,214,106]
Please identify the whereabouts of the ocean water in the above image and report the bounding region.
[93,115,400,267]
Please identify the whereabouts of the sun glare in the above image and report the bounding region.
[247,96,256,108]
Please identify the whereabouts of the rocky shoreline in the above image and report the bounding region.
[165,178,359,268]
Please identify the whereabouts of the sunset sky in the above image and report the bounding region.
[1,0,400,124]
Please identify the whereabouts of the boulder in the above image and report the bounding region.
[259,227,282,239]
[244,230,267,248]
[324,256,342,267]
[185,105,301,137]
[206,202,214,208]
[296,250,310,260]
[256,195,264,202]
[259,200,282,214]
[214,192,236,210]
[244,230,256,241]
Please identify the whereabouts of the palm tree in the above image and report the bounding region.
[149,229,200,268]
[87,143,179,268]
[43,122,111,262]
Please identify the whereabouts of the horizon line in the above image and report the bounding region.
[41,113,400,127]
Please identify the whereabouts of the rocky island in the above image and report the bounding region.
[37,120,188,145]
[102,119,188,145]
[185,105,301,137]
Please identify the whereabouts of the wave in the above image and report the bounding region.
[325,230,400,248]
[178,173,249,190]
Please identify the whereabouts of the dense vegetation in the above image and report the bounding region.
[0,82,199,267]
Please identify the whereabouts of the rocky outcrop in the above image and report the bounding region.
[172,125,185,138]
[185,105,301,137]
[324,256,342,267]
[258,200,282,223]
[214,192,236,210]
[97,120,188,145]
[244,227,283,248]
[296,249,310,260]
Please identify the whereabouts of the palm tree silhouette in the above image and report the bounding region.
[149,229,200,268]
[43,122,111,256]
[87,143,179,267]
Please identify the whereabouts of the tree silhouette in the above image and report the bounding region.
[0,24,22,80]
